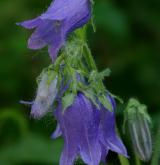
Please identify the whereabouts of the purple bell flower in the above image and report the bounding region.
[53,93,128,165]
[17,0,91,61]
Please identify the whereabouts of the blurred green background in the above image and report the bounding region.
[0,0,160,164]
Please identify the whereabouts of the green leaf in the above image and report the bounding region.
[62,93,75,112]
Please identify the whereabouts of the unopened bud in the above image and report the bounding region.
[124,98,152,162]
[31,71,58,119]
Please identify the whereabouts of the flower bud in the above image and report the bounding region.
[31,71,58,119]
[124,98,152,161]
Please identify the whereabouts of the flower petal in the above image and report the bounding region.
[41,0,91,21]
[107,135,128,157]
[78,96,101,165]
[51,124,62,139]
[100,143,109,163]
[55,104,79,165]
[28,31,47,49]
[17,17,41,29]
[48,38,65,62]
[100,108,128,157]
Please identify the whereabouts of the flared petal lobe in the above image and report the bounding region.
[99,96,128,157]
[17,17,42,29]
[51,124,62,139]
[99,109,128,157]
[17,0,91,61]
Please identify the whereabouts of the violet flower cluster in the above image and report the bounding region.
[29,70,128,165]
[18,0,128,165]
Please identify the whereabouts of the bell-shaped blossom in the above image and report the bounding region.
[53,93,128,165]
[31,73,58,119]
[17,0,91,61]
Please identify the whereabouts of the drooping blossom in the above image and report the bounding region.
[53,93,128,165]
[17,0,91,61]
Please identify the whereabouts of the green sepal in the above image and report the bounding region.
[83,43,97,71]
[98,94,113,111]
[82,89,100,109]
[99,68,111,79]
[108,91,124,104]
[90,0,96,32]
[89,68,111,83]
[36,65,58,86]
[91,16,96,33]
[62,93,76,112]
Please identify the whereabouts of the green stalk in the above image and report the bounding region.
[135,154,141,165]
[76,27,97,71]
[118,155,130,165]
[151,127,160,165]
[83,43,97,71]
[54,53,65,71]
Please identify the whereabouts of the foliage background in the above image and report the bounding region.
[0,0,160,164]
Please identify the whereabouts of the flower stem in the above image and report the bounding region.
[118,155,130,165]
[135,154,141,165]
[83,43,97,71]
[76,27,97,71]
[54,53,64,71]
[151,126,160,165]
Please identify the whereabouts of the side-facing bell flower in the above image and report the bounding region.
[31,73,58,119]
[53,93,128,165]
[17,0,91,61]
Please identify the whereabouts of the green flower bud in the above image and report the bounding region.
[124,98,152,162]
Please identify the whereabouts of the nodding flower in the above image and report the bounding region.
[52,93,128,165]
[17,0,91,62]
